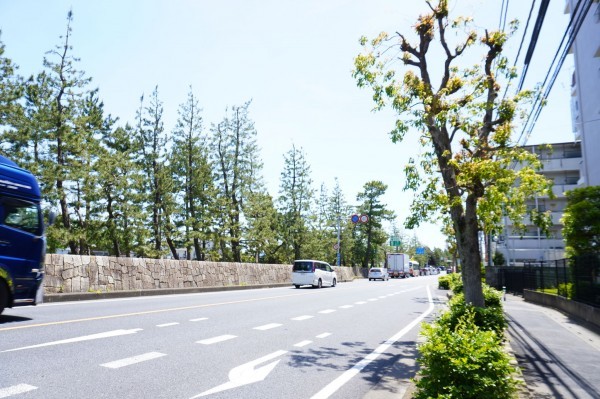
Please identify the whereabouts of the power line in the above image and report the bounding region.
[517,0,593,146]
[516,0,551,93]
[501,0,537,103]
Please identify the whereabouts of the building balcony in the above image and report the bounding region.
[502,237,565,250]
[540,157,581,172]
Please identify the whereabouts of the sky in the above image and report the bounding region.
[0,0,576,250]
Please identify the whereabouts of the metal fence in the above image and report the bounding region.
[495,254,600,308]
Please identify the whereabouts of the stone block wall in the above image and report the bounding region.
[43,255,360,293]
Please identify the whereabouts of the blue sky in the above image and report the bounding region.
[0,0,575,249]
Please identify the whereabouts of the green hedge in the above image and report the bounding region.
[414,283,516,398]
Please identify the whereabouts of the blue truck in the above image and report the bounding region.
[0,155,48,315]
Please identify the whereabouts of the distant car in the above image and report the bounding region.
[292,259,337,288]
[368,268,388,281]
[446,267,453,274]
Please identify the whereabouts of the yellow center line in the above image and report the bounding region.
[0,292,307,332]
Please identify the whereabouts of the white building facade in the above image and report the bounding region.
[566,0,600,186]
[498,142,582,265]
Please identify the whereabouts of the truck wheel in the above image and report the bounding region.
[0,282,7,315]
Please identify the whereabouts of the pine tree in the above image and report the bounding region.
[209,101,263,262]
[278,145,314,261]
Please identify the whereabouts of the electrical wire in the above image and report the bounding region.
[517,0,593,146]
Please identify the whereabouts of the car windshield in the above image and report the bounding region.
[370,268,380,272]
[293,261,313,272]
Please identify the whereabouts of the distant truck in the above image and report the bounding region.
[387,253,410,278]
[0,155,50,315]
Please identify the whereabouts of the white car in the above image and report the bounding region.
[368,268,388,281]
[292,260,337,288]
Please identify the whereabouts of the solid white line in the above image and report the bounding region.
[100,352,166,369]
[339,305,353,309]
[157,322,179,328]
[253,323,282,331]
[291,315,314,321]
[294,340,313,347]
[318,309,336,314]
[2,329,143,352]
[0,384,37,398]
[197,335,237,345]
[310,286,435,399]
[190,317,208,322]
[316,333,332,339]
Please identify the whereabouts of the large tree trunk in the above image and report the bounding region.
[453,194,484,307]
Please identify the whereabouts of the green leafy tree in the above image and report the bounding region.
[278,145,314,262]
[13,11,104,254]
[134,87,176,258]
[210,101,263,262]
[94,124,146,256]
[356,181,395,268]
[0,34,23,131]
[244,191,282,263]
[562,186,600,256]
[171,87,215,260]
[328,178,353,265]
[353,1,552,306]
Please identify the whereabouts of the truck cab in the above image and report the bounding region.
[0,156,46,314]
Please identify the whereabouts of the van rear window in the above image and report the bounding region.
[293,261,313,272]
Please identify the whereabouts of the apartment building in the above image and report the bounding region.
[497,141,582,265]
[566,0,600,186]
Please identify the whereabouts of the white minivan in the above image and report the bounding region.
[292,260,337,289]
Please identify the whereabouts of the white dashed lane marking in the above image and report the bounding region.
[355,301,367,305]
[190,317,208,322]
[318,309,336,314]
[197,335,237,345]
[339,305,353,309]
[101,352,166,369]
[0,384,37,398]
[157,322,179,328]
[291,315,314,321]
[316,333,331,339]
[253,323,282,331]
[294,340,312,347]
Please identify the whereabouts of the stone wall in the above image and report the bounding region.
[43,254,360,293]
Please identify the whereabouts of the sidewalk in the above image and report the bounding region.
[504,294,600,399]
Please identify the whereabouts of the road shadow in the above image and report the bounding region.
[286,339,420,394]
[0,314,32,324]
[507,314,600,399]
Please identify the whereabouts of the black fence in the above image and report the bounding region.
[494,254,600,308]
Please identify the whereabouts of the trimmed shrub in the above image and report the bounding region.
[444,285,506,338]
[557,282,574,299]
[438,275,451,290]
[449,272,463,294]
[414,308,518,399]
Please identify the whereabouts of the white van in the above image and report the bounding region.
[292,260,337,289]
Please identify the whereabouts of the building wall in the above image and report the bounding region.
[498,142,581,264]
[567,0,600,186]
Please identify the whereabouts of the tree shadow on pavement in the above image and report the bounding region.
[286,339,420,395]
[507,314,600,399]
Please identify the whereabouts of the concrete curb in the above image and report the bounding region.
[43,279,356,303]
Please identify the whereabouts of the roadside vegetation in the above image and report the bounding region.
[415,274,519,399]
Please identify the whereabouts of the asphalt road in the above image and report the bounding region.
[0,275,444,399]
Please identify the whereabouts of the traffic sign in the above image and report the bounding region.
[359,214,369,223]
[350,214,359,224]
